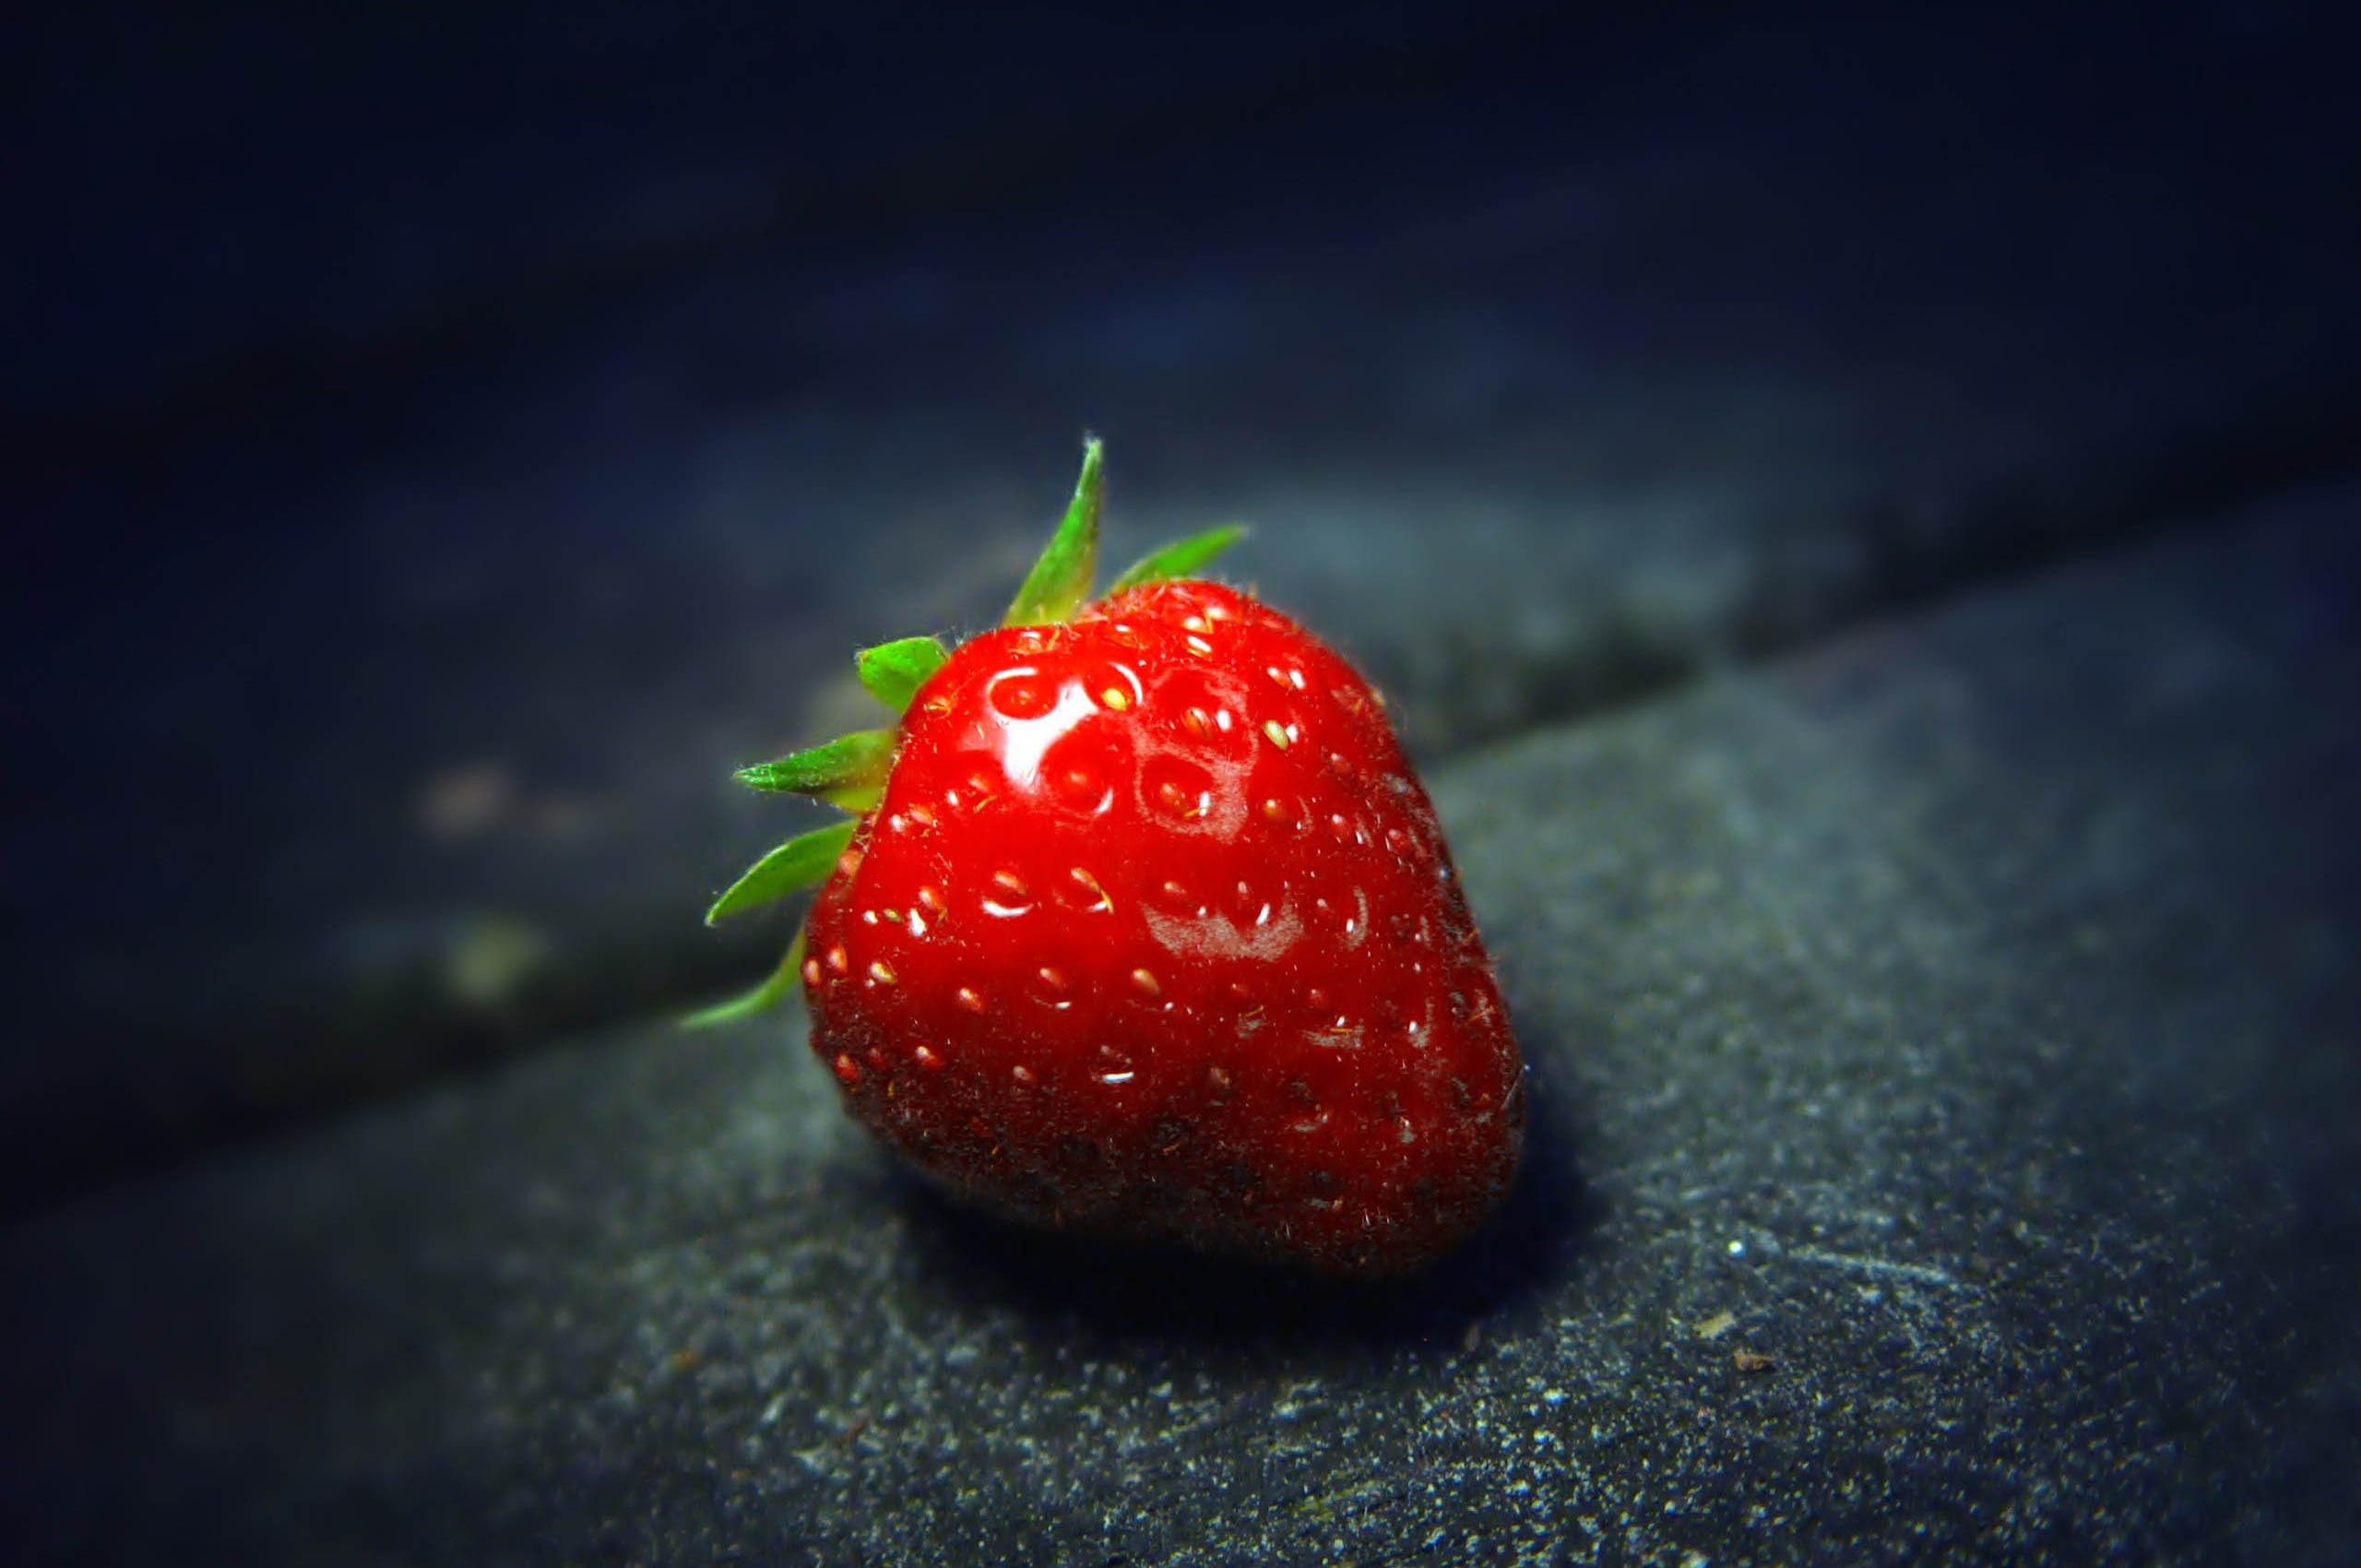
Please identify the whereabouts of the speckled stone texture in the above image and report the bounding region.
[5,486,2355,1565]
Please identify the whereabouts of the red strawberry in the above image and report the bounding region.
[694,441,1523,1276]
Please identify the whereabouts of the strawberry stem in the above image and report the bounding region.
[855,636,949,716]
[682,927,807,1029]
[1108,524,1249,595]
[1003,435,1104,627]
[705,819,858,925]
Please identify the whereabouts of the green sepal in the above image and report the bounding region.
[855,636,949,716]
[704,819,858,926]
[682,927,807,1029]
[817,780,885,814]
[1108,524,1248,595]
[735,730,896,811]
[1003,435,1104,626]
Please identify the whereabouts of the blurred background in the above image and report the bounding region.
[4,0,2356,1218]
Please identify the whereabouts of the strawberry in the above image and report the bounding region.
[694,441,1523,1276]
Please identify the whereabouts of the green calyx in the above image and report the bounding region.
[1108,523,1249,596]
[685,436,1247,1028]
[1003,436,1106,626]
[704,819,858,926]
[682,927,809,1030]
[856,636,949,714]
[734,728,897,811]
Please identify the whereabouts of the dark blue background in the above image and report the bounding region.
[4,0,2355,1217]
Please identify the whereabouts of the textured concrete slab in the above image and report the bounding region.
[5,484,2354,1564]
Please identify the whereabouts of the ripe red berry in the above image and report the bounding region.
[694,442,1523,1276]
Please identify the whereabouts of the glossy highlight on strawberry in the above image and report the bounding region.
[694,441,1523,1277]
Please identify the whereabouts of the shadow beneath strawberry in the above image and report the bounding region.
[896,1057,1593,1349]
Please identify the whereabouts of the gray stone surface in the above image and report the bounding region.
[6,486,2355,1564]
[10,1,2360,1207]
